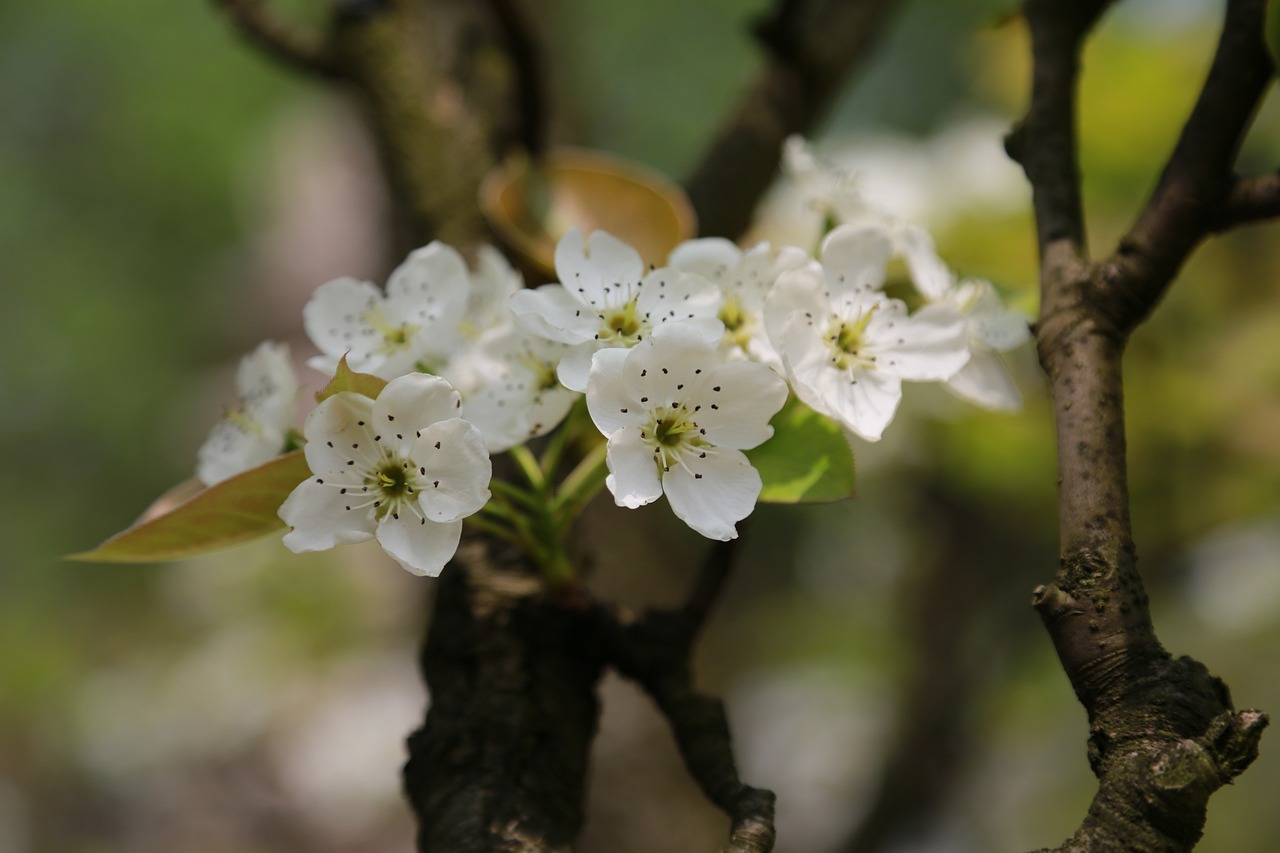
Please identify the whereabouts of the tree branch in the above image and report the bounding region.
[405,538,604,852]
[1004,0,1114,273]
[1013,1,1271,849]
[599,604,776,853]
[683,0,902,239]
[1105,0,1274,333]
[482,0,549,156]
[210,0,341,78]
[1214,169,1280,229]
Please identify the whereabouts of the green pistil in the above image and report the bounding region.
[225,408,263,437]
[654,412,696,446]
[518,353,560,392]
[362,306,420,355]
[719,297,754,350]
[369,459,415,518]
[600,299,644,344]
[829,305,878,369]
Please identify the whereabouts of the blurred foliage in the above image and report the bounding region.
[2,1,1279,851]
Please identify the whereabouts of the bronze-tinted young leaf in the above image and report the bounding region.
[746,399,856,503]
[314,354,387,403]
[70,451,312,563]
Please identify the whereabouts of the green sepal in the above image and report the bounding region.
[746,398,856,503]
[315,355,387,403]
[69,451,312,563]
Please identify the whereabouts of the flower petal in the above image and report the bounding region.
[373,373,462,458]
[694,361,789,450]
[764,266,829,354]
[385,242,470,334]
[376,514,462,577]
[634,268,722,333]
[510,284,597,344]
[819,223,892,300]
[300,392,380,475]
[303,277,383,373]
[468,244,524,329]
[555,230,645,310]
[872,303,970,381]
[894,223,954,301]
[668,237,743,280]
[961,279,1032,351]
[617,323,719,412]
[555,343,597,392]
[197,418,285,486]
[604,426,663,509]
[413,418,492,522]
[778,315,902,441]
[280,478,376,552]
[663,447,761,540]
[586,347,645,436]
[945,350,1023,411]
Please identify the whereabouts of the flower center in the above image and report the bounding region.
[599,299,646,345]
[518,352,561,392]
[366,457,419,518]
[827,305,878,370]
[719,295,754,350]
[362,306,420,355]
[643,406,707,473]
[224,407,264,437]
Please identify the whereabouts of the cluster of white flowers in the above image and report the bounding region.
[195,143,1029,577]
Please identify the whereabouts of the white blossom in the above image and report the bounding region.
[510,229,723,391]
[455,326,580,452]
[585,323,788,541]
[303,242,471,380]
[668,238,813,370]
[197,341,298,486]
[765,224,970,442]
[781,135,894,232]
[278,373,491,577]
[896,224,1030,411]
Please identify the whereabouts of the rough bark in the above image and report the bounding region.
[1009,1,1272,849]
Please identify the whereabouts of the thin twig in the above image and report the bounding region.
[1214,169,1280,229]
[1105,0,1274,332]
[211,0,342,78]
[684,0,902,238]
[597,605,776,853]
[682,537,740,632]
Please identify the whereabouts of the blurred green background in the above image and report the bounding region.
[2,1,1278,851]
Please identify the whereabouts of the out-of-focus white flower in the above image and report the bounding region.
[668,238,813,370]
[765,224,970,442]
[197,341,298,486]
[303,242,471,379]
[896,224,1030,411]
[782,135,882,227]
[456,326,580,452]
[585,323,788,540]
[509,229,723,391]
[278,373,491,576]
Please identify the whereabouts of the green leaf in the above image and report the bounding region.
[70,451,312,563]
[1268,1,1280,72]
[746,399,856,503]
[315,355,387,403]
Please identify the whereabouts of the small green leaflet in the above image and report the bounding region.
[315,355,387,403]
[746,399,856,503]
[70,451,312,563]
[1268,0,1280,72]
